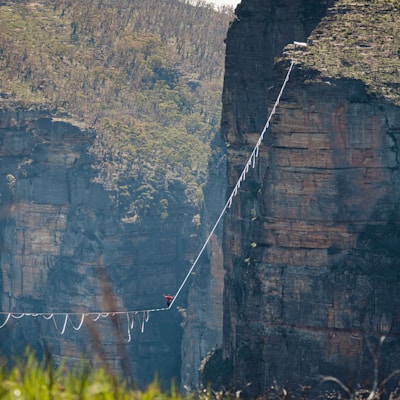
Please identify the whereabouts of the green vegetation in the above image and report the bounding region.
[2,349,400,399]
[0,349,239,399]
[0,0,233,218]
[0,349,186,399]
[286,0,400,105]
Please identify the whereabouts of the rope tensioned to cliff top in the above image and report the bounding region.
[0,61,295,340]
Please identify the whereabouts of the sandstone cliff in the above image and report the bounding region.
[0,104,200,388]
[180,133,226,392]
[0,0,231,390]
[216,0,400,397]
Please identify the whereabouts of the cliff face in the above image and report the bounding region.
[180,134,226,392]
[220,0,400,397]
[0,0,231,390]
[0,105,200,388]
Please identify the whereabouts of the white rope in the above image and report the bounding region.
[11,313,25,319]
[69,313,85,331]
[125,313,132,343]
[129,313,135,329]
[169,61,294,308]
[88,313,102,322]
[141,314,145,333]
[0,313,11,328]
[0,61,294,332]
[52,314,69,335]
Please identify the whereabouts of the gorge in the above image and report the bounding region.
[1,0,400,398]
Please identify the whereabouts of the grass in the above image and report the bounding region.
[2,349,400,399]
[284,0,400,105]
[0,349,190,400]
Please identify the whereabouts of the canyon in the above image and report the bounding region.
[1,0,400,397]
[215,0,400,397]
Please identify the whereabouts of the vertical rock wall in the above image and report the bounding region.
[0,106,197,388]
[181,134,226,392]
[220,0,400,397]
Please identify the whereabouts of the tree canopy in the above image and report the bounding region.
[0,0,233,218]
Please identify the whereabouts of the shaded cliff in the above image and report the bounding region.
[216,0,400,397]
[0,0,232,390]
[0,104,198,388]
[180,133,226,392]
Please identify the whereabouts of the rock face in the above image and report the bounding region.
[180,134,226,392]
[219,0,400,397]
[0,105,200,388]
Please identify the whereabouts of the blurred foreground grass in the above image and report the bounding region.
[0,349,191,400]
[3,349,400,399]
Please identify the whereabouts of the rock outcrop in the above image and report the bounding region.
[0,0,230,390]
[0,0,230,391]
[0,105,200,388]
[180,134,226,392]
[217,0,400,397]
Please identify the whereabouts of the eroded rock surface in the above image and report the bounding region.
[218,0,400,397]
[0,106,197,388]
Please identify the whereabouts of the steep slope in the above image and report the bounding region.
[0,107,188,386]
[218,0,400,397]
[0,0,231,389]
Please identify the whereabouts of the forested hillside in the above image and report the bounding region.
[287,0,400,105]
[0,0,233,218]
[0,0,232,388]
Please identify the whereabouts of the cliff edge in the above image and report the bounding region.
[0,105,191,388]
[215,0,400,397]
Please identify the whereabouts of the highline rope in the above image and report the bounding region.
[0,61,295,337]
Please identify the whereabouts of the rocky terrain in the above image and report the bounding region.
[215,0,400,397]
[0,105,195,386]
[0,0,231,390]
[2,0,400,396]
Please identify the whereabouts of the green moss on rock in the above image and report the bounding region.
[284,0,400,105]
